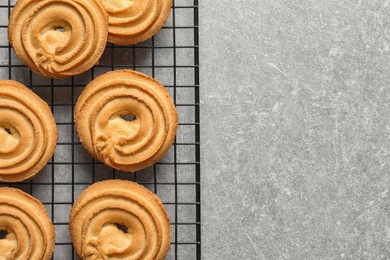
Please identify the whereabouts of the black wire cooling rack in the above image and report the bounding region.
[0,0,200,259]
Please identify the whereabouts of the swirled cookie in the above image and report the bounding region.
[74,69,178,172]
[8,0,108,78]
[0,80,57,182]
[0,187,55,259]
[69,179,171,259]
[103,0,172,45]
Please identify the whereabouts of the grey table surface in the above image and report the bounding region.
[200,1,390,259]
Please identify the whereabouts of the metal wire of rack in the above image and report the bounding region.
[0,0,200,259]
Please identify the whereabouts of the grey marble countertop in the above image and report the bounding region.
[200,1,390,259]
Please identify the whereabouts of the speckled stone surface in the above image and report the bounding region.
[200,1,390,259]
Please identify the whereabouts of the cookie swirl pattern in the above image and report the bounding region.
[103,0,172,45]
[74,69,178,172]
[0,80,57,182]
[0,187,55,260]
[69,179,171,260]
[8,0,108,78]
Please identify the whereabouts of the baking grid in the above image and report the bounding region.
[0,0,200,259]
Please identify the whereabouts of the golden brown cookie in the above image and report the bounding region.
[103,0,172,45]
[0,187,55,259]
[69,179,171,259]
[0,80,57,182]
[8,0,108,78]
[74,69,178,172]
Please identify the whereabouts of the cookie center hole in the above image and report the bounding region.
[1,125,13,135]
[115,223,128,233]
[55,26,65,32]
[120,114,135,122]
[0,230,8,239]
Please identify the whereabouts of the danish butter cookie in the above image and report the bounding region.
[103,0,172,44]
[0,187,55,260]
[8,0,108,78]
[74,69,178,172]
[0,80,57,182]
[69,179,171,260]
